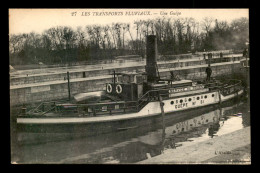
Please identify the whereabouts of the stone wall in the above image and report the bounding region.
[10,60,243,107]
[10,55,242,86]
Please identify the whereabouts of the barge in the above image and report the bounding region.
[15,35,244,143]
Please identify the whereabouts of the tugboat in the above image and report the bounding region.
[16,35,244,143]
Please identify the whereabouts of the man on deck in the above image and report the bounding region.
[205,64,212,82]
[243,48,248,58]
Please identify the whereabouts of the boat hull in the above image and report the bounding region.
[14,89,244,145]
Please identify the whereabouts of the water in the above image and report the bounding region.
[11,100,250,164]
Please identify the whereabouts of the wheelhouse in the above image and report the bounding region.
[106,71,147,101]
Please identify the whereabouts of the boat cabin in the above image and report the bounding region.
[106,72,147,101]
[105,70,200,102]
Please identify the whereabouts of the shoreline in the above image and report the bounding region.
[138,126,251,164]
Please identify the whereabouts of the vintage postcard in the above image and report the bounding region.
[9,8,250,164]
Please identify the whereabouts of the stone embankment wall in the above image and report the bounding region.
[10,56,244,107]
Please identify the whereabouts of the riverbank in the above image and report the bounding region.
[138,126,251,164]
[10,58,244,107]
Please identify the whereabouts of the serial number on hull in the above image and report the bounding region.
[175,103,188,109]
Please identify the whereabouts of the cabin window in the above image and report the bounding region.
[136,75,143,84]
[197,97,200,100]
[212,94,215,97]
[123,75,130,83]
[176,100,178,104]
[142,75,147,82]
[171,101,174,105]
[130,75,134,83]
[201,95,203,99]
[204,95,207,99]
[188,98,192,102]
[180,99,183,103]
[117,76,122,83]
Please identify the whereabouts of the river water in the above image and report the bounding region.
[11,99,250,164]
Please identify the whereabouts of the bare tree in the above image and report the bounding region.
[9,17,249,66]
[109,23,118,49]
[201,17,214,36]
[104,25,112,49]
[75,27,86,47]
[9,34,24,54]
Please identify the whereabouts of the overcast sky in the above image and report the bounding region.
[9,9,249,35]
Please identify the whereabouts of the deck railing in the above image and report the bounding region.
[219,79,242,96]
[24,79,242,117]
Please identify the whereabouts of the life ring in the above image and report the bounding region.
[116,84,122,94]
[106,84,112,93]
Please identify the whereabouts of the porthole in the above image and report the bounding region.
[197,97,200,100]
[171,101,174,105]
[188,98,192,102]
[212,94,215,97]
[180,99,183,103]
[204,95,207,99]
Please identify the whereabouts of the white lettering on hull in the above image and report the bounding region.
[175,103,188,109]
[170,92,216,111]
[138,90,243,117]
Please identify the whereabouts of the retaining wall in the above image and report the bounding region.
[10,59,243,107]
[10,55,241,86]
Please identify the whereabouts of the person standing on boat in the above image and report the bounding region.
[243,48,247,57]
[206,64,212,82]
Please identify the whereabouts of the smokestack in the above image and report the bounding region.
[145,35,159,83]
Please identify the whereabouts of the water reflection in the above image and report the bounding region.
[12,100,250,164]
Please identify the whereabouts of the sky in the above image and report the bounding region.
[9,9,249,35]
